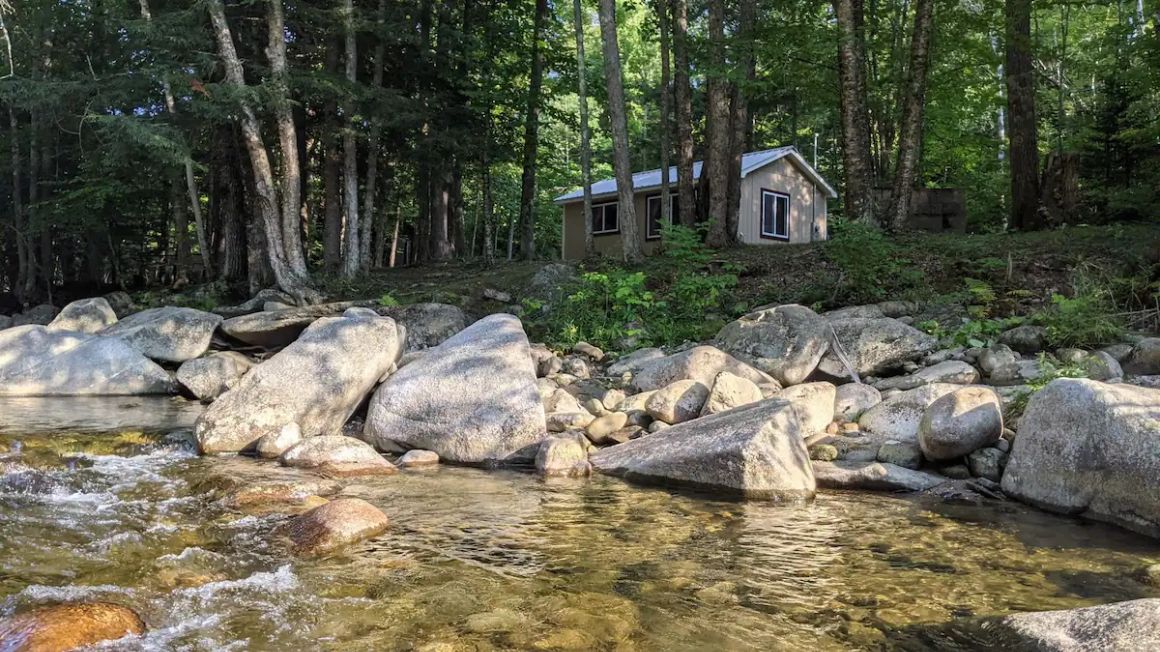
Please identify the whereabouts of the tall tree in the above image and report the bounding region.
[726,0,757,241]
[360,0,388,271]
[887,0,935,230]
[1005,0,1040,230]
[340,0,361,277]
[671,0,697,228]
[657,0,673,241]
[518,0,549,260]
[834,0,874,223]
[574,0,596,257]
[704,0,732,247]
[598,0,644,263]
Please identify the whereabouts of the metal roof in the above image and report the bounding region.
[552,146,837,204]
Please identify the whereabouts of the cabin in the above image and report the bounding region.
[553,146,837,260]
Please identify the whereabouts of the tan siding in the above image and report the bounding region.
[738,157,825,245]
[561,193,665,260]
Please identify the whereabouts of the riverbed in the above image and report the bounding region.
[0,397,1156,651]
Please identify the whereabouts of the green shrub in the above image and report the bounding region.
[660,223,715,268]
[820,220,925,305]
[1033,292,1124,348]
[378,292,400,307]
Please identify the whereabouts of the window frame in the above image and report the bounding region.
[644,192,677,240]
[590,200,620,236]
[760,188,791,241]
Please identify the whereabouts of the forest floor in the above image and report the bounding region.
[323,222,1160,326]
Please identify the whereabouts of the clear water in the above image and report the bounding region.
[0,398,1157,651]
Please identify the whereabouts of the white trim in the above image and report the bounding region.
[644,193,675,240]
[760,189,791,240]
[591,200,620,235]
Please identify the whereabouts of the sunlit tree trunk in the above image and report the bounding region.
[340,0,361,277]
[726,0,756,242]
[658,0,673,242]
[704,0,732,247]
[1005,0,1040,230]
[598,0,644,263]
[834,0,874,224]
[672,0,696,228]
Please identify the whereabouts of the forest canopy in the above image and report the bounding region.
[0,0,1156,302]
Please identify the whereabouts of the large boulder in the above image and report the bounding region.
[917,386,1003,461]
[1125,337,1160,376]
[378,302,466,353]
[277,498,389,557]
[645,380,710,425]
[589,398,815,499]
[815,317,937,380]
[700,371,763,417]
[101,306,222,362]
[874,360,980,391]
[834,383,881,421]
[631,345,774,392]
[777,381,837,434]
[361,314,546,465]
[607,347,665,377]
[219,301,361,348]
[1001,379,1160,537]
[714,304,831,386]
[857,383,962,441]
[0,326,175,396]
[279,435,397,477]
[988,599,1160,651]
[47,297,118,333]
[175,351,254,401]
[0,602,145,651]
[998,324,1048,354]
[195,309,401,454]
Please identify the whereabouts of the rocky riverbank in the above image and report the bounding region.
[1,287,1158,649]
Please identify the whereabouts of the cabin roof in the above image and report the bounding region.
[552,146,838,204]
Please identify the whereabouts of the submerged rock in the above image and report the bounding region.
[361,314,546,465]
[713,304,831,386]
[631,345,774,392]
[536,435,592,477]
[987,598,1160,651]
[196,309,401,454]
[396,449,439,468]
[590,398,815,499]
[1001,379,1160,538]
[101,306,222,363]
[0,326,175,396]
[46,297,118,333]
[279,435,397,477]
[175,351,254,401]
[278,498,389,557]
[812,460,946,492]
[0,602,146,651]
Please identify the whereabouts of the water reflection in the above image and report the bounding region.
[0,401,1156,650]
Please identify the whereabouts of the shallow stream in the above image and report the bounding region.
[0,397,1157,651]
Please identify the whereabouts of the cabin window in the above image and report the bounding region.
[645,193,678,240]
[591,201,619,235]
[761,189,790,240]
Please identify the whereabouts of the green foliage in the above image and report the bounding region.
[1033,292,1123,349]
[923,316,1024,349]
[819,220,925,305]
[378,293,400,307]
[1006,354,1091,418]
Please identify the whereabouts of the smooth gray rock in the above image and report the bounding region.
[102,291,136,318]
[998,324,1048,353]
[857,383,962,441]
[535,435,591,477]
[213,288,294,318]
[607,347,666,377]
[397,449,439,468]
[701,371,763,416]
[967,446,1007,482]
[978,345,1018,375]
[631,345,774,392]
[876,440,923,470]
[918,386,1003,461]
[812,460,946,492]
[874,360,980,391]
[1125,338,1160,376]
[1001,379,1160,538]
[196,310,401,454]
[777,381,837,434]
[816,317,937,380]
[989,359,1046,386]
[361,314,546,465]
[1081,350,1123,381]
[989,599,1160,651]
[714,304,831,386]
[102,306,222,362]
[0,315,11,331]
[834,383,881,421]
[255,423,302,459]
[279,435,397,476]
[590,398,815,499]
[47,298,118,333]
[11,304,58,326]
[822,305,884,320]
[175,351,254,401]
[0,325,175,396]
[219,302,360,348]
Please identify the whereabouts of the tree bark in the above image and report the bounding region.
[726,0,756,242]
[671,0,696,228]
[834,0,874,224]
[171,175,190,284]
[360,0,388,271]
[8,107,28,300]
[340,0,361,277]
[574,0,596,256]
[206,0,318,302]
[704,0,732,248]
[322,41,343,272]
[598,0,644,263]
[658,0,673,242]
[887,0,934,231]
[1005,0,1040,230]
[518,0,549,260]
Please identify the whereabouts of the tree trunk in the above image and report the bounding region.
[1005,0,1040,230]
[658,0,673,242]
[265,0,310,280]
[704,0,732,248]
[726,0,756,242]
[171,175,190,284]
[834,0,874,224]
[671,0,696,228]
[360,0,387,272]
[340,0,361,277]
[482,138,496,266]
[206,0,318,302]
[598,0,644,263]
[322,41,343,272]
[8,107,28,300]
[887,0,934,231]
[518,0,548,260]
[574,0,596,256]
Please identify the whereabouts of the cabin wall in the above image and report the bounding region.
[561,194,665,260]
[738,157,827,245]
